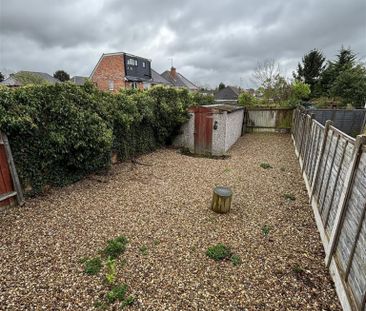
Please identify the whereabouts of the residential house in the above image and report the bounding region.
[0,71,59,87]
[90,52,152,92]
[143,69,173,88]
[161,67,199,91]
[70,76,88,86]
[214,86,240,103]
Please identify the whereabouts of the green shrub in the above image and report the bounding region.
[190,91,214,106]
[102,236,128,259]
[0,83,190,195]
[84,257,102,275]
[238,92,258,106]
[206,244,232,261]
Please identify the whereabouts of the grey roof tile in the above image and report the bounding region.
[160,69,198,90]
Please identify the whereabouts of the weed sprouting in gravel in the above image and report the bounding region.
[230,254,242,266]
[139,245,148,256]
[106,283,128,303]
[292,264,304,274]
[153,239,160,245]
[262,225,270,236]
[206,244,232,261]
[260,162,272,169]
[224,168,231,172]
[105,257,117,284]
[280,167,286,172]
[84,257,102,275]
[93,300,107,310]
[121,296,135,308]
[284,193,296,201]
[102,236,128,259]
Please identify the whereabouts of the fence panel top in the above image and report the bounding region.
[330,126,356,144]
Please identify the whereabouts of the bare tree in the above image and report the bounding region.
[253,59,280,88]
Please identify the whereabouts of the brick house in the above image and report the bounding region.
[90,52,152,92]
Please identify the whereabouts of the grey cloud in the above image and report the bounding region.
[0,0,365,88]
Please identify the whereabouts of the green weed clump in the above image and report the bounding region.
[105,257,117,284]
[206,244,242,266]
[260,162,272,169]
[84,257,102,275]
[102,236,128,259]
[262,225,271,236]
[206,244,232,261]
[139,245,148,256]
[284,193,296,201]
[106,284,128,303]
[230,255,242,266]
[292,264,304,274]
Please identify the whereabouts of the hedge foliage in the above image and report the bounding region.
[0,82,194,195]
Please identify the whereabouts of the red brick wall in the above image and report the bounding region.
[91,54,126,92]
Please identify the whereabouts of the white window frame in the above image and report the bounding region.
[108,80,114,91]
[127,58,138,66]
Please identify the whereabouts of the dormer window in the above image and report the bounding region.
[142,61,146,68]
[127,58,138,66]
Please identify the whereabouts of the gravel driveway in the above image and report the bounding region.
[0,133,341,310]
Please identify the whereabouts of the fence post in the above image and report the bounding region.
[325,134,366,267]
[298,114,307,160]
[302,114,315,173]
[310,120,333,200]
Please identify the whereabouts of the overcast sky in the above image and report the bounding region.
[0,0,365,88]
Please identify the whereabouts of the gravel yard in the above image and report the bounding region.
[0,133,341,310]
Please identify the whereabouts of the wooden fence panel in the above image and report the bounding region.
[325,141,355,235]
[291,108,366,311]
[335,150,366,309]
[309,123,324,187]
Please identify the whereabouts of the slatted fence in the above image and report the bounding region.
[292,108,366,311]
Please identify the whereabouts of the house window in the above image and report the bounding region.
[142,61,146,68]
[131,82,138,89]
[127,58,138,66]
[108,80,114,91]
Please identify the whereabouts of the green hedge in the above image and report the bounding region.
[0,82,192,195]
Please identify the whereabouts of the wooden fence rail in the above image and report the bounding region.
[292,108,366,311]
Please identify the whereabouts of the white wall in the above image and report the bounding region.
[225,109,244,151]
[211,112,227,156]
[172,112,194,152]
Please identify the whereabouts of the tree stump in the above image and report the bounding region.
[211,186,232,214]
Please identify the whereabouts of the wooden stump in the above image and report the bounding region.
[211,186,232,214]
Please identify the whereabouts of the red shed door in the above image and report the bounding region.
[0,142,14,207]
[194,108,213,154]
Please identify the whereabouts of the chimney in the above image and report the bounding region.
[170,66,177,79]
